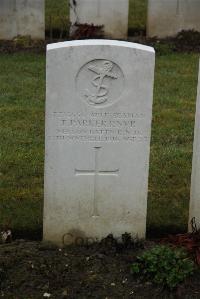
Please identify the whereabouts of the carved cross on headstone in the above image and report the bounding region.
[75,146,119,217]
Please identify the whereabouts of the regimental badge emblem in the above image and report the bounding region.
[76,59,124,107]
[86,60,118,104]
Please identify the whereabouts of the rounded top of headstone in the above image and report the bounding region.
[47,39,155,54]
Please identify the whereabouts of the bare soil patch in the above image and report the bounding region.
[0,236,200,299]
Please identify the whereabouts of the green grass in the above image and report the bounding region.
[148,53,198,234]
[0,51,199,236]
[45,0,147,36]
[128,0,147,32]
[45,0,69,35]
[0,53,45,234]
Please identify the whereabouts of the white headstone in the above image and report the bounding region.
[189,60,200,231]
[69,0,129,39]
[147,0,200,38]
[0,0,44,40]
[44,40,155,246]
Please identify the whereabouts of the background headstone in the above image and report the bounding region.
[0,0,44,40]
[44,40,155,246]
[189,60,200,231]
[147,0,200,38]
[69,0,129,39]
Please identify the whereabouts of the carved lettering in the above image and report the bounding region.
[49,111,148,143]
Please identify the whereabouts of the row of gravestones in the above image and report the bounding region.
[44,39,200,246]
[0,0,200,40]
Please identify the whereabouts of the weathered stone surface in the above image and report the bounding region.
[44,40,155,245]
[147,0,200,38]
[189,60,200,231]
[0,0,44,40]
[69,0,129,39]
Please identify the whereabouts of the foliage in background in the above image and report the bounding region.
[131,245,194,288]
[161,229,200,265]
[174,30,200,52]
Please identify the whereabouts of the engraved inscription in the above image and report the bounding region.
[75,147,119,217]
[49,111,149,143]
[76,59,124,107]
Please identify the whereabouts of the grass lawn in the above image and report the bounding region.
[0,50,199,237]
[0,54,45,236]
[148,53,198,234]
[45,0,147,37]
